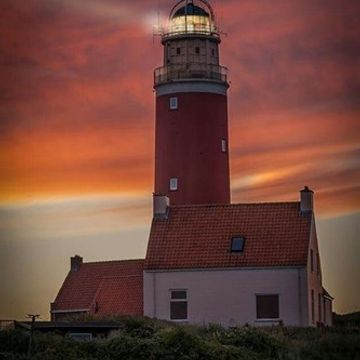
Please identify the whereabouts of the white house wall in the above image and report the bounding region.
[307,216,326,326]
[144,267,308,327]
[324,298,333,326]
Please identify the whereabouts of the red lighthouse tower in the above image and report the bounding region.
[154,0,230,205]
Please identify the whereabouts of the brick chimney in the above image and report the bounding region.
[300,186,314,213]
[71,255,83,272]
[153,194,169,219]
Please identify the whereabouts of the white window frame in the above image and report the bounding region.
[170,289,188,321]
[169,178,178,191]
[169,97,178,110]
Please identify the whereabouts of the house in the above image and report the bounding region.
[51,188,333,327]
[50,259,143,321]
[144,188,332,327]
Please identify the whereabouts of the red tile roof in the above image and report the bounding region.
[52,259,144,316]
[145,202,312,270]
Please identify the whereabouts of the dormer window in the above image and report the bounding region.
[231,236,245,252]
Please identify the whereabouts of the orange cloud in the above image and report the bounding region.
[0,0,359,216]
[0,0,359,320]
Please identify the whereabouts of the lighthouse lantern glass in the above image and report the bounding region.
[169,15,212,35]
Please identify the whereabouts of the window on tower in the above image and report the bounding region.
[195,47,200,54]
[177,47,181,55]
[169,97,178,110]
[170,178,178,191]
[221,139,227,153]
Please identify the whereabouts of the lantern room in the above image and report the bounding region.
[164,0,219,39]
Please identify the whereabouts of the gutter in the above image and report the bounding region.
[50,309,89,314]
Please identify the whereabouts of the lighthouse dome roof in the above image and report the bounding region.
[173,3,209,18]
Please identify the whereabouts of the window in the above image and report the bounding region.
[211,48,215,56]
[170,178,178,191]
[68,333,92,342]
[221,139,227,153]
[311,289,315,323]
[318,293,322,323]
[231,236,245,252]
[170,290,187,320]
[310,249,314,272]
[317,253,320,275]
[256,295,279,319]
[195,47,200,54]
[177,47,181,55]
[169,97,178,110]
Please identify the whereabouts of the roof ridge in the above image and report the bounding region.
[170,201,300,209]
[83,258,144,265]
[102,274,143,279]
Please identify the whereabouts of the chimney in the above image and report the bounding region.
[71,255,83,272]
[153,194,170,219]
[300,186,314,213]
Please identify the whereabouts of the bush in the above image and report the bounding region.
[0,330,29,354]
[216,327,283,358]
[0,318,359,360]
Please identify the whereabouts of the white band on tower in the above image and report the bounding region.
[155,81,229,97]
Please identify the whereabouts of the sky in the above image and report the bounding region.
[0,0,359,320]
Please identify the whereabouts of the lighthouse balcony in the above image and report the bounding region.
[154,63,228,85]
[161,24,220,42]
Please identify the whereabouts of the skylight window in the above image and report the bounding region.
[231,236,245,252]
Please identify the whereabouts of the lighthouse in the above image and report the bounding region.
[154,0,230,205]
[52,0,333,328]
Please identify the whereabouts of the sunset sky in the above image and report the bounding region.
[0,0,359,320]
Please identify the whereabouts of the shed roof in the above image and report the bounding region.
[145,202,312,270]
[52,259,144,316]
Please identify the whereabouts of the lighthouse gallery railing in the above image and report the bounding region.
[154,63,228,85]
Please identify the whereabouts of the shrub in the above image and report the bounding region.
[107,334,157,360]
[0,330,29,354]
[1,318,359,360]
[218,327,283,358]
